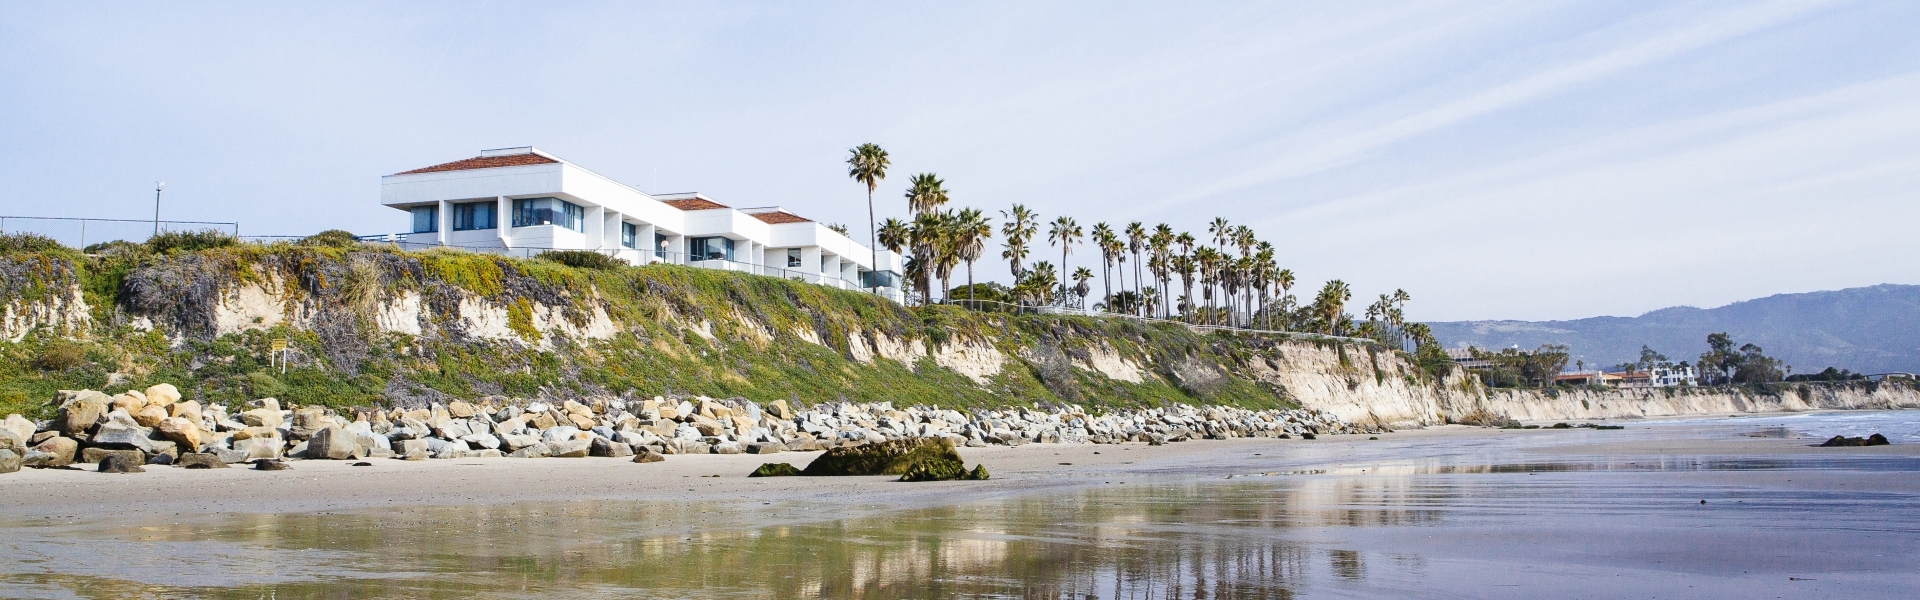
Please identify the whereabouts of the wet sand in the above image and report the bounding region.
[4,412,1917,598]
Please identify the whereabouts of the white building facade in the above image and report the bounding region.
[380,147,903,303]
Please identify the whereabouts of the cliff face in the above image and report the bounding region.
[0,245,1914,426]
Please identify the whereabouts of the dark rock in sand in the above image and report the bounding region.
[802,438,965,477]
[82,448,145,467]
[746,442,786,454]
[749,462,802,477]
[1819,434,1892,447]
[252,459,292,471]
[98,454,145,473]
[899,455,968,482]
[632,449,665,463]
[175,453,228,469]
[590,437,633,458]
[1301,432,1317,440]
[145,453,174,466]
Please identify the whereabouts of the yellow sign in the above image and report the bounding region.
[270,338,288,352]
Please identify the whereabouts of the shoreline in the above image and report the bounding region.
[6,410,1917,521]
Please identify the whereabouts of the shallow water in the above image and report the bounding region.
[4,412,1918,599]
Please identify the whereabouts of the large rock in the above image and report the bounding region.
[528,412,558,430]
[82,448,145,467]
[392,438,429,456]
[461,433,502,450]
[132,405,169,428]
[216,449,252,464]
[507,443,550,458]
[691,417,727,437]
[175,453,228,469]
[563,400,593,418]
[590,437,632,458]
[447,401,477,418]
[232,432,284,459]
[306,426,360,460]
[541,426,583,444]
[746,442,786,454]
[2,414,33,442]
[57,390,111,436]
[143,383,181,405]
[712,441,745,455]
[801,437,966,476]
[499,433,539,452]
[26,436,77,467]
[167,400,203,425]
[766,399,792,420]
[91,419,161,453]
[240,408,283,429]
[291,407,330,431]
[155,417,204,452]
[566,413,596,431]
[631,448,665,463]
[0,429,21,454]
[0,449,19,474]
[110,392,148,415]
[547,438,592,458]
[97,453,145,473]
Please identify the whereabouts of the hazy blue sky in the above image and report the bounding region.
[2,1,1916,321]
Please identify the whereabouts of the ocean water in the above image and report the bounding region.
[2,411,1917,599]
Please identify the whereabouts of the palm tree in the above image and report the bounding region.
[1090,223,1117,309]
[877,218,910,256]
[1315,279,1351,335]
[1150,225,1174,318]
[1000,204,1038,278]
[952,208,992,305]
[846,144,889,294]
[1125,222,1146,314]
[1274,268,1295,329]
[910,211,949,304]
[1209,217,1232,255]
[904,173,949,215]
[1174,253,1196,322]
[1072,267,1094,308]
[1047,216,1082,303]
[1253,242,1275,329]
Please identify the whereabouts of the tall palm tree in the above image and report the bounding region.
[1274,268,1295,329]
[1174,231,1195,320]
[1000,204,1038,278]
[1047,216,1082,303]
[1125,222,1146,314]
[1316,279,1351,335]
[1090,223,1117,309]
[847,144,890,294]
[1150,225,1174,318]
[1209,217,1232,255]
[952,208,992,304]
[877,218,910,257]
[909,211,949,304]
[1253,242,1275,329]
[905,173,949,216]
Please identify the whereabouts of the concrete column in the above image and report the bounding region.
[436,200,449,246]
[497,196,513,250]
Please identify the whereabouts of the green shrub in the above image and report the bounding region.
[748,462,803,477]
[33,340,88,371]
[247,371,290,398]
[538,250,624,270]
[299,230,359,248]
[83,239,147,256]
[147,229,238,253]
[0,233,67,254]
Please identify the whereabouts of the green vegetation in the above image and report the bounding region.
[299,229,359,248]
[147,229,239,254]
[538,250,624,270]
[801,438,963,477]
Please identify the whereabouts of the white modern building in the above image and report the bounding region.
[379,147,903,302]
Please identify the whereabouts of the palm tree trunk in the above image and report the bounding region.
[965,260,975,307]
[866,188,878,295]
[1101,257,1111,312]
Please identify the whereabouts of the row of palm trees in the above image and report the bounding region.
[845,143,1370,336]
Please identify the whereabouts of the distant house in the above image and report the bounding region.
[379,147,904,302]
[1604,366,1696,388]
[1444,347,1492,370]
[1554,371,1606,386]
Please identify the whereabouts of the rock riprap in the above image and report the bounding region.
[0,384,1364,475]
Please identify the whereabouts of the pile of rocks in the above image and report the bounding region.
[0,385,1364,473]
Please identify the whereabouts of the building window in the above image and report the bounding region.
[787,248,803,268]
[688,236,734,262]
[410,206,438,233]
[621,222,637,249]
[511,197,584,231]
[655,233,669,257]
[860,270,900,289]
[452,202,496,231]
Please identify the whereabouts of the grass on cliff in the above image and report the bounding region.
[2,240,1335,418]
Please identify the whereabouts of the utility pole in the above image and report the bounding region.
[152,181,165,236]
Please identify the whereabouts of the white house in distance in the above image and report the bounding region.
[379,147,904,303]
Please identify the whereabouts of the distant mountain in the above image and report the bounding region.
[1426,284,1920,375]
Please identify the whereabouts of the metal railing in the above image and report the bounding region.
[931,297,1377,343]
[1,215,240,249]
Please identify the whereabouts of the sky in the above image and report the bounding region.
[1,1,1916,322]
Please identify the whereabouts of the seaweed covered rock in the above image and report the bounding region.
[801,438,963,477]
[749,462,802,477]
[899,455,968,482]
[968,464,989,480]
[1818,434,1890,447]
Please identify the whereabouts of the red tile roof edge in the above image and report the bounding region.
[395,153,559,175]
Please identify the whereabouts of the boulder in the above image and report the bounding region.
[167,400,203,425]
[590,437,633,458]
[130,405,168,428]
[216,449,253,464]
[783,436,823,452]
[307,426,360,460]
[766,399,791,420]
[712,441,745,454]
[529,412,558,430]
[291,407,329,431]
[0,429,20,454]
[566,413,596,431]
[26,436,77,467]
[631,449,665,463]
[801,437,965,477]
[144,383,182,405]
[392,439,429,456]
[2,414,33,442]
[97,453,145,473]
[541,426,583,443]
[232,434,284,460]
[1818,434,1892,447]
[746,442,786,454]
[749,462,801,477]
[692,418,727,437]
[252,459,291,471]
[547,438,592,458]
[81,447,142,465]
[499,433,539,452]
[175,453,228,469]
[447,401,477,418]
[156,417,204,452]
[563,400,593,417]
[57,390,111,436]
[0,449,19,474]
[110,392,148,415]
[461,433,502,450]
[91,421,162,453]
[240,408,283,429]
[507,443,551,458]
[146,452,175,466]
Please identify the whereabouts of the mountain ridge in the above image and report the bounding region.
[1427,284,1920,374]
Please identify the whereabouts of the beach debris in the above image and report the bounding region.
[1817,434,1890,447]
